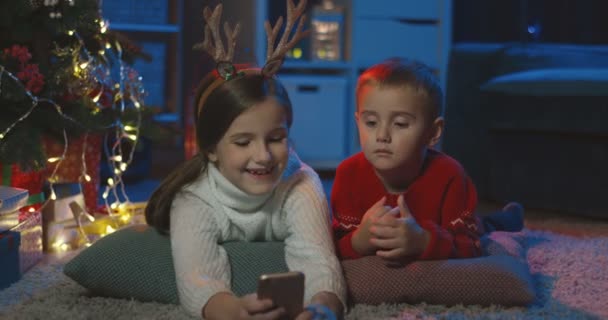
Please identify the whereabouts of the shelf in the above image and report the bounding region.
[281,60,351,71]
[109,23,180,33]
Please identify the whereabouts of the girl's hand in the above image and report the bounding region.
[369,195,430,261]
[238,293,285,319]
[295,291,343,320]
[203,292,285,320]
[352,197,393,256]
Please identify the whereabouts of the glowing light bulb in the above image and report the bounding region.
[92,90,103,103]
[106,225,116,234]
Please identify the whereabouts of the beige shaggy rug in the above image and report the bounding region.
[0,228,607,320]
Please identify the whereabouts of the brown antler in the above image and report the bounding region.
[194,4,241,62]
[264,0,309,62]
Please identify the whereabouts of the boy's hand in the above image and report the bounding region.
[351,197,392,256]
[369,195,430,261]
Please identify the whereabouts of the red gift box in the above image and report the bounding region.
[43,134,102,214]
[0,163,46,213]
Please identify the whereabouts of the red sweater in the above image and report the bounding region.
[331,149,483,260]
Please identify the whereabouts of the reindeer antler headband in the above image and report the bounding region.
[194,0,309,117]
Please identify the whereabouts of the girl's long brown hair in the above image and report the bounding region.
[145,72,292,234]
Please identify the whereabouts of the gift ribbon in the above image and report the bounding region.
[1,164,45,206]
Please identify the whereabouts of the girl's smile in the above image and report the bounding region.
[208,97,290,195]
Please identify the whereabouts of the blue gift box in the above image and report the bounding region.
[0,231,21,289]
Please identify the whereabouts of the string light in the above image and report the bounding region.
[1,20,147,247]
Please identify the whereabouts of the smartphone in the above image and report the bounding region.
[257,271,305,319]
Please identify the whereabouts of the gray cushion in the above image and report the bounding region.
[63,225,287,304]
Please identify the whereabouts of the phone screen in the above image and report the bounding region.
[257,271,305,319]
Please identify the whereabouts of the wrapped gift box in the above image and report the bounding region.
[43,135,102,214]
[0,209,43,288]
[0,210,20,233]
[0,231,21,289]
[42,183,91,252]
[42,183,86,224]
[1,164,46,213]
[0,185,29,215]
[12,210,44,273]
[44,217,87,252]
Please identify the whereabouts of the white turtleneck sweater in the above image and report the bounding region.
[169,151,346,318]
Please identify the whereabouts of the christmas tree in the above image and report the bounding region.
[0,0,155,169]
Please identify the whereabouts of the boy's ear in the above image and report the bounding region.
[428,117,444,147]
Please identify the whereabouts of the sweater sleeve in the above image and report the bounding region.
[418,173,483,260]
[170,191,232,318]
[282,170,347,310]
[330,162,363,260]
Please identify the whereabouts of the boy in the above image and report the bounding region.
[331,58,522,261]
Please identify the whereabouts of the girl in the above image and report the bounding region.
[145,70,345,319]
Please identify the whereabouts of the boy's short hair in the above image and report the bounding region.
[356,58,444,119]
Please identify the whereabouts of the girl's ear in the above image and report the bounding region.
[428,116,444,147]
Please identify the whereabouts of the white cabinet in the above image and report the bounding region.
[280,75,348,169]
[351,0,452,89]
